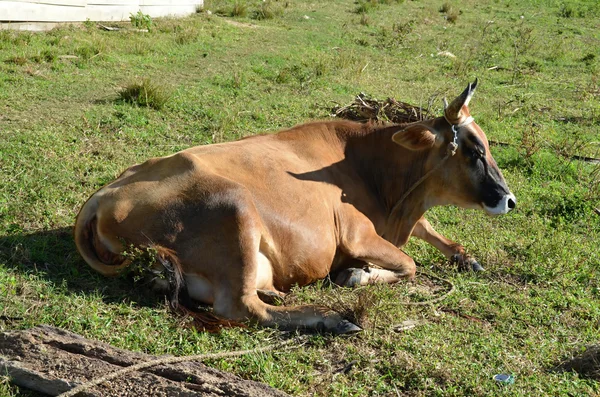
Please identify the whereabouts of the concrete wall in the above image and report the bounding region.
[0,0,203,23]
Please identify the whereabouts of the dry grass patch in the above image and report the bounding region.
[118,79,172,110]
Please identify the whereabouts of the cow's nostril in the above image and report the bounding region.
[508,198,516,209]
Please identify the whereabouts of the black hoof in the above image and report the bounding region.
[452,255,484,272]
[334,320,362,335]
[257,290,285,305]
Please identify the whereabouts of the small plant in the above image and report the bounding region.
[360,13,370,26]
[74,39,106,60]
[439,2,451,13]
[581,53,596,66]
[558,2,574,18]
[255,0,283,20]
[439,2,459,23]
[231,2,248,17]
[510,20,535,83]
[356,0,376,13]
[355,0,404,13]
[83,18,95,30]
[31,49,57,64]
[4,56,27,65]
[446,9,459,23]
[175,28,199,45]
[519,123,542,160]
[119,78,172,110]
[130,11,153,31]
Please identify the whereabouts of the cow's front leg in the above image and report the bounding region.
[339,221,417,283]
[411,217,483,271]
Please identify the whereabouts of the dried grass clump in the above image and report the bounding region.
[255,0,283,20]
[325,288,377,329]
[119,78,172,110]
[231,2,248,17]
[331,93,433,124]
[439,2,459,23]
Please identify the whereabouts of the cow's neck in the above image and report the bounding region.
[343,122,440,246]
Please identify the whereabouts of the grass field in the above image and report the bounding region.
[1,0,600,395]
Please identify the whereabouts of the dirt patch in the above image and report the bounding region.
[0,325,290,396]
[223,20,260,29]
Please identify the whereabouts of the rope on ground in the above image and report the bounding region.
[57,338,301,397]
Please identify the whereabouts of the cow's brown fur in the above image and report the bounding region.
[74,82,514,332]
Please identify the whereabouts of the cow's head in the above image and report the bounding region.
[392,79,516,215]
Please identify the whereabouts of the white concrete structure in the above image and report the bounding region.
[0,0,203,24]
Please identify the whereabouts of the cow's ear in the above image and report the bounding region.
[392,124,437,151]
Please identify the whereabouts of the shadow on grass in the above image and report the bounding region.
[0,227,164,308]
[552,345,600,381]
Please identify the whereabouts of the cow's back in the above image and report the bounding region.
[85,121,367,287]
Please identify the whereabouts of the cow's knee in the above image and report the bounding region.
[404,259,417,280]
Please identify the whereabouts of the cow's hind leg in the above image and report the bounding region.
[334,267,409,288]
[204,190,360,334]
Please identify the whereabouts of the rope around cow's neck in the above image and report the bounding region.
[387,143,456,223]
[57,338,302,397]
[387,116,474,223]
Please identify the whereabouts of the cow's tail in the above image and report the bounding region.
[74,195,241,332]
[73,195,130,277]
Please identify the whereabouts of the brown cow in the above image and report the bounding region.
[74,80,515,333]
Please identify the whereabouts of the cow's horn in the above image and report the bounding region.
[445,78,478,120]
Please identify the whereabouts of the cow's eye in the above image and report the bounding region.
[465,147,482,160]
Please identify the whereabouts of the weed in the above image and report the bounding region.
[439,2,451,13]
[446,9,459,23]
[359,13,370,26]
[31,49,57,64]
[374,21,413,49]
[355,0,404,13]
[83,18,95,30]
[118,79,172,110]
[128,39,151,55]
[581,53,596,66]
[231,2,248,17]
[254,0,283,20]
[440,2,459,23]
[73,36,107,61]
[4,56,27,65]
[519,122,542,160]
[510,20,535,83]
[175,28,199,45]
[355,0,376,14]
[558,2,575,18]
[130,10,153,31]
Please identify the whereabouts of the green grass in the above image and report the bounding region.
[1,0,600,396]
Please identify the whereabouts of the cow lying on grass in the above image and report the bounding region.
[75,80,515,334]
